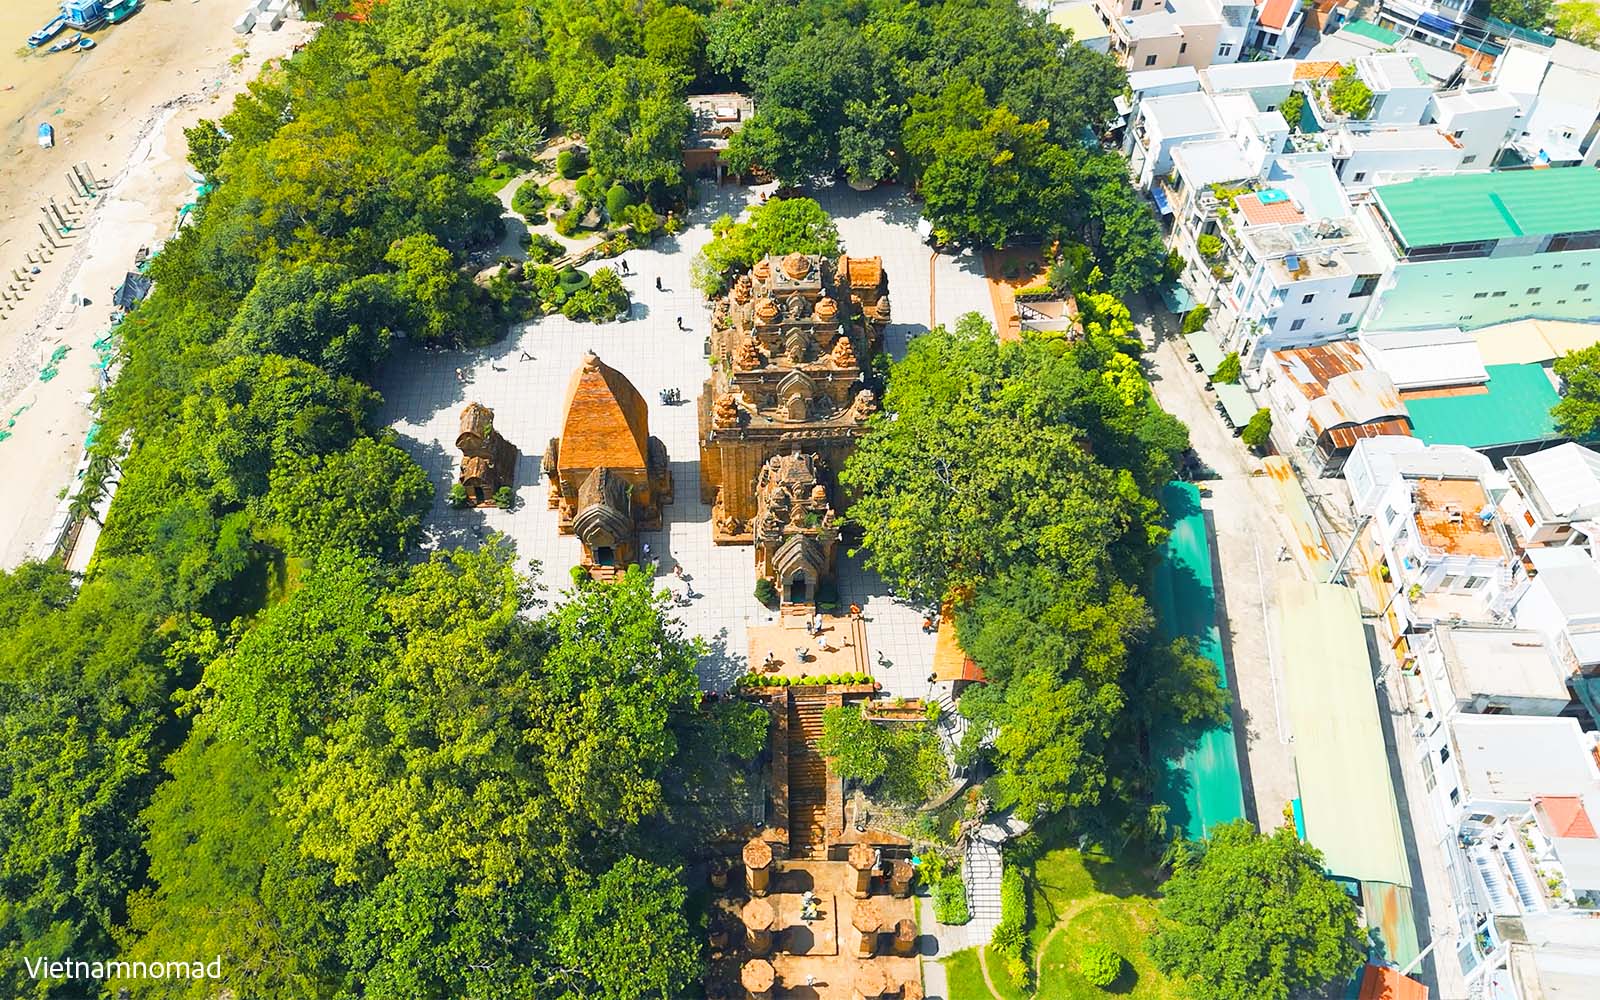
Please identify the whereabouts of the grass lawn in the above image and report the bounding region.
[943,846,1183,1000]
[1035,897,1180,1000]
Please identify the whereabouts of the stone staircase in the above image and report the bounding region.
[963,831,1004,935]
[933,690,969,776]
[787,697,829,858]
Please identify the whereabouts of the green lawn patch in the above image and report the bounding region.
[1036,898,1179,1000]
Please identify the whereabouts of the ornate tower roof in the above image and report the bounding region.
[558,351,650,471]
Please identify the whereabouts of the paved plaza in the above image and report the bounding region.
[378,181,993,697]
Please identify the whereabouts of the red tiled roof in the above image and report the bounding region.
[1536,796,1599,840]
[1237,192,1307,226]
[1260,0,1297,30]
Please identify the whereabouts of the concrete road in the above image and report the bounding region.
[1134,298,1302,832]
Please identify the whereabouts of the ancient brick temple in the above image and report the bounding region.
[544,352,672,577]
[698,253,890,555]
[752,451,841,605]
[455,402,518,507]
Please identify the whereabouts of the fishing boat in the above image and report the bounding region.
[47,32,85,53]
[78,37,96,50]
[27,15,69,47]
[38,123,55,150]
[104,0,142,24]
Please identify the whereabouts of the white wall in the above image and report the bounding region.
[1429,97,1517,171]
[1336,142,1464,189]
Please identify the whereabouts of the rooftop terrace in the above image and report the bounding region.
[1412,476,1511,560]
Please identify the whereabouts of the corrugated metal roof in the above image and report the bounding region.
[1274,341,1370,400]
[1277,581,1412,886]
[1472,319,1600,366]
[1405,363,1559,449]
[1511,442,1600,520]
[1357,961,1428,1000]
[1306,370,1408,433]
[1343,19,1402,45]
[1373,169,1600,249]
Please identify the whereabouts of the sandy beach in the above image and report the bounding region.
[0,2,314,567]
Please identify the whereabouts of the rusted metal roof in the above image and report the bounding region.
[1358,961,1428,1000]
[1322,418,1412,452]
[1273,341,1370,400]
[1306,370,1409,435]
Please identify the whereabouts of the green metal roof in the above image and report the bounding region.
[1153,482,1246,843]
[1374,169,1600,249]
[1277,581,1411,887]
[1405,363,1559,449]
[1342,19,1401,45]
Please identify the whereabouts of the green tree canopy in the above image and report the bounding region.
[1553,343,1600,440]
[1149,821,1365,1000]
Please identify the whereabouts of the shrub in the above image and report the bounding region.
[493,486,514,509]
[754,577,778,606]
[525,233,565,264]
[1079,943,1122,988]
[553,208,582,237]
[1242,408,1274,451]
[605,183,634,220]
[992,862,1031,988]
[511,180,546,220]
[1328,67,1373,119]
[556,147,587,179]
[1197,234,1224,261]
[1181,304,1210,335]
[933,872,970,925]
[556,267,591,292]
[1212,351,1242,384]
[447,482,468,508]
[569,564,589,587]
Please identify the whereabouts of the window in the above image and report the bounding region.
[1338,312,1353,325]
[1132,0,1143,8]
[1578,283,1591,291]
[1440,745,1451,764]
[1473,291,1488,298]
[1453,129,1465,138]
[1179,42,1187,53]
[1450,787,1461,805]
[1492,290,1507,297]
[1301,293,1315,304]
[1145,54,1158,66]
[1528,287,1541,294]
[1441,574,1459,589]
[1218,43,1234,56]
[1290,318,1306,331]
[1465,575,1487,590]
[1350,275,1380,297]
[1353,171,1367,182]
[1462,155,1477,164]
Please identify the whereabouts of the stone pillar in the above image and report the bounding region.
[741,958,775,1000]
[743,837,774,897]
[889,859,914,898]
[891,917,917,957]
[851,965,889,1000]
[848,842,878,899]
[852,899,881,959]
[742,897,777,957]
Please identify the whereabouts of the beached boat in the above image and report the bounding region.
[48,32,86,53]
[105,0,142,24]
[61,1,108,31]
[27,15,69,47]
[38,124,55,149]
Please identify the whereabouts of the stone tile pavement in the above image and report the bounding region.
[377,181,994,695]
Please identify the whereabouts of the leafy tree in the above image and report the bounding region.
[1280,91,1306,131]
[552,857,704,1000]
[563,56,692,189]
[1242,408,1274,450]
[817,705,948,803]
[183,119,230,178]
[227,260,398,377]
[692,197,841,295]
[1555,0,1600,44]
[1213,352,1242,384]
[1553,343,1600,440]
[385,233,478,343]
[1149,821,1364,1000]
[1181,305,1210,335]
[268,436,433,560]
[839,97,902,185]
[1490,0,1554,28]
[722,105,826,187]
[642,5,707,80]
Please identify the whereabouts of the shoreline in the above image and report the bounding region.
[0,6,315,566]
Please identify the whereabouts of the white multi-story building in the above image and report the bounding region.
[1499,443,1600,550]
[1491,42,1600,168]
[1428,87,1522,170]
[1246,0,1304,59]
[1093,0,1238,71]
[1346,437,1526,631]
